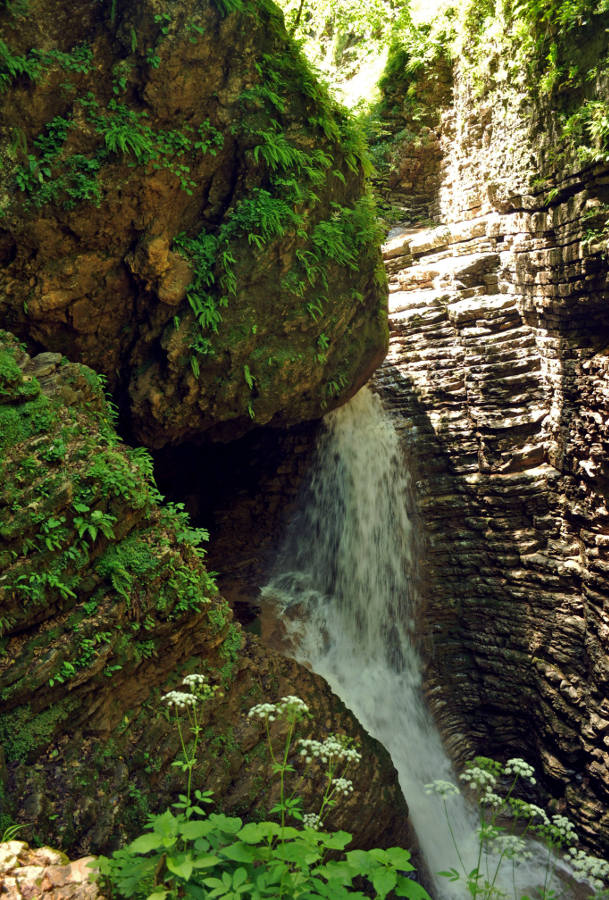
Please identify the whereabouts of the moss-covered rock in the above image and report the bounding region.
[0,0,387,447]
[0,332,410,857]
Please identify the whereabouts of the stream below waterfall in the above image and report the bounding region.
[260,386,573,900]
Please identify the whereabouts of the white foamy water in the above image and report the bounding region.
[261,386,575,899]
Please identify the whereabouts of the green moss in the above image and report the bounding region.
[0,698,77,763]
[218,623,244,687]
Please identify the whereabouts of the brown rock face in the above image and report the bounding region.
[0,333,409,857]
[0,841,100,899]
[372,28,609,853]
[0,0,387,448]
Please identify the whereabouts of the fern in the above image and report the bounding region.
[212,0,245,16]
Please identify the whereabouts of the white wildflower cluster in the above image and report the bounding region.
[248,702,278,721]
[247,695,310,722]
[162,690,198,709]
[504,758,536,784]
[568,847,609,892]
[183,673,207,688]
[298,735,362,766]
[480,791,503,809]
[460,766,497,793]
[332,777,354,797]
[423,780,460,799]
[490,834,532,861]
[303,813,322,830]
[511,799,549,825]
[278,695,310,715]
[549,814,578,845]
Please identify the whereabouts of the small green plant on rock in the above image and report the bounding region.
[96,683,430,900]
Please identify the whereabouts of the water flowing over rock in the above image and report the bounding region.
[261,387,469,893]
[261,387,580,898]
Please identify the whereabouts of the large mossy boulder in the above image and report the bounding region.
[0,333,410,856]
[0,0,387,446]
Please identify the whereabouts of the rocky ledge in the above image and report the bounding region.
[0,842,99,900]
[374,184,609,852]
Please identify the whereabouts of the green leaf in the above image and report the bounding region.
[395,875,433,899]
[237,822,278,843]
[180,819,215,840]
[129,832,165,853]
[274,840,322,866]
[438,868,460,881]
[371,866,397,898]
[321,831,351,850]
[166,853,194,881]
[220,841,258,863]
[233,867,248,889]
[345,849,372,875]
[192,854,221,869]
[384,847,414,870]
[208,814,243,834]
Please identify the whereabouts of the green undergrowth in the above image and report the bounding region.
[170,22,381,391]
[0,334,229,763]
[454,0,609,168]
[363,5,456,183]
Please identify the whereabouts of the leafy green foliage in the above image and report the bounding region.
[96,691,430,900]
[454,0,609,164]
[277,0,397,84]
[0,335,219,709]
[98,811,428,900]
[0,39,41,92]
[172,33,379,395]
[0,40,93,93]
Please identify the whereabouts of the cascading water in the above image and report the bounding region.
[261,386,476,895]
[261,386,571,899]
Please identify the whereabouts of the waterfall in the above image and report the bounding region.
[261,386,476,895]
[261,385,574,899]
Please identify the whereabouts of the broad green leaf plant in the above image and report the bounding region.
[96,679,431,899]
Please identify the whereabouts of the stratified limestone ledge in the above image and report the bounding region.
[374,184,609,853]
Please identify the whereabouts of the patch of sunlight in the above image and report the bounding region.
[411,0,454,23]
[334,47,389,109]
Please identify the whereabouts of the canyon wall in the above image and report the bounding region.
[373,8,609,853]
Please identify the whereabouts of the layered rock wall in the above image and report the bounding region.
[373,23,609,852]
